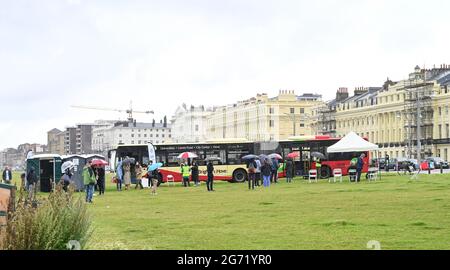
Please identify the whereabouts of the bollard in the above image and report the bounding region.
[441,166,443,174]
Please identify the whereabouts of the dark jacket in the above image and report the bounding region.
[357,157,364,170]
[261,163,272,176]
[2,169,12,181]
[26,169,37,185]
[191,164,199,176]
[207,162,214,176]
[96,167,105,181]
[285,160,294,178]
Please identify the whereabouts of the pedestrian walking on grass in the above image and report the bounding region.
[181,163,191,187]
[247,159,256,190]
[206,160,214,191]
[83,161,96,203]
[150,168,159,195]
[191,161,200,186]
[134,162,144,189]
[285,158,294,183]
[2,166,12,185]
[262,160,272,187]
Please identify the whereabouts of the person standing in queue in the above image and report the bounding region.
[270,158,279,183]
[83,161,96,203]
[96,166,105,195]
[206,160,214,191]
[247,159,256,190]
[191,160,199,186]
[261,159,272,187]
[285,158,294,183]
[181,162,191,187]
[255,158,262,186]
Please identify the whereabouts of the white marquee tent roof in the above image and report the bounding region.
[327,132,379,153]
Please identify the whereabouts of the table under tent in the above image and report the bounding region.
[26,154,63,192]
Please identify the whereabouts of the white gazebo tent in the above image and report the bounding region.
[327,132,380,179]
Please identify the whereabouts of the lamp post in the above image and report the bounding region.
[284,113,297,136]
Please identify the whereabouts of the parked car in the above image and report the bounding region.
[397,158,418,171]
[426,157,449,169]
[377,158,397,170]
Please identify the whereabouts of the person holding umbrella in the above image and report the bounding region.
[191,160,200,186]
[96,166,106,195]
[247,158,257,190]
[261,159,272,187]
[181,162,191,187]
[270,158,279,183]
[285,158,294,183]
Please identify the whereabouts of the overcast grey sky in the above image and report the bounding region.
[1,0,450,149]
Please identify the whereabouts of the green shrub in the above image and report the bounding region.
[1,184,93,250]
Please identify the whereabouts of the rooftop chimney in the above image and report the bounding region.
[336,87,349,102]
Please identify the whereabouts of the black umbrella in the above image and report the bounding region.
[311,152,326,159]
[242,154,259,160]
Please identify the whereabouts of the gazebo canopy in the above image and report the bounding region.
[327,132,379,153]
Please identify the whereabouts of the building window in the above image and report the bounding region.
[138,140,141,144]
[144,134,147,137]
[131,141,134,144]
[290,108,295,114]
[119,134,122,137]
[300,123,305,127]
[269,120,274,127]
[195,125,199,131]
[439,124,442,139]
[269,108,274,114]
[131,134,134,137]
[150,134,153,137]
[162,134,165,137]
[300,108,305,114]
[156,134,159,137]
[446,124,449,138]
[439,107,442,116]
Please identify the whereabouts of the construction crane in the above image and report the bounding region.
[71,101,154,122]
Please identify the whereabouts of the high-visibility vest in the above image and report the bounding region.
[181,166,190,177]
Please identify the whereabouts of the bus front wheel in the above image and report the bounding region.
[232,169,247,183]
[320,166,331,179]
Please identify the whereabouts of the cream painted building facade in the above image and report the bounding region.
[206,90,323,142]
[322,65,450,161]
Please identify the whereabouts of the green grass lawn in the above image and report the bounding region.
[7,172,450,249]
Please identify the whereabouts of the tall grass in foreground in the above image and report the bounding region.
[1,184,93,250]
